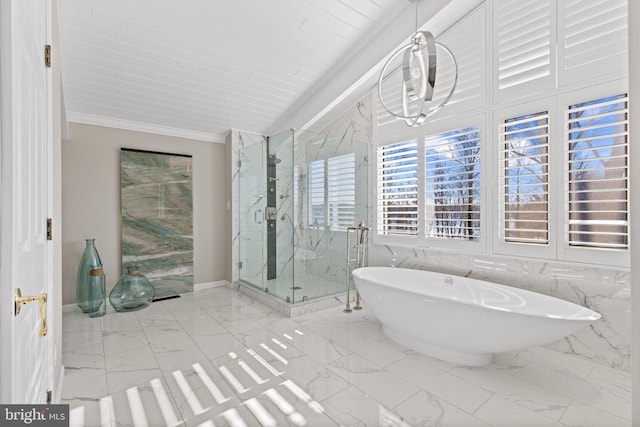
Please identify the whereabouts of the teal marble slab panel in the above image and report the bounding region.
[121,149,193,297]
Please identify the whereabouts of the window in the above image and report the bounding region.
[306,160,325,227]
[377,140,419,236]
[499,112,550,245]
[327,153,356,231]
[425,127,480,240]
[567,94,629,249]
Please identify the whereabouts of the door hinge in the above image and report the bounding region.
[45,44,51,68]
[238,261,243,269]
[46,390,52,404]
[46,218,52,240]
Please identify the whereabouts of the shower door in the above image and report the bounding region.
[238,139,267,290]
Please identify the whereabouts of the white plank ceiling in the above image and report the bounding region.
[58,0,475,141]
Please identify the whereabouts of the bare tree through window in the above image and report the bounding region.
[425,128,480,240]
[378,140,419,236]
[567,94,628,249]
[502,112,550,244]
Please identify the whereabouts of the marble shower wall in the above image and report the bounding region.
[371,244,631,371]
[297,98,373,286]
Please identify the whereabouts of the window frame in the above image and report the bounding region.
[558,80,630,267]
[493,98,557,260]
[374,114,487,252]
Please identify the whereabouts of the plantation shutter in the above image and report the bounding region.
[306,160,325,227]
[430,5,486,118]
[559,0,628,86]
[494,0,554,102]
[327,153,356,231]
[425,127,480,240]
[377,140,419,236]
[567,94,629,249]
[499,111,550,244]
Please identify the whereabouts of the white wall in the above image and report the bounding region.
[628,0,638,423]
[61,123,226,305]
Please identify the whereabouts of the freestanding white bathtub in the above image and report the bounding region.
[352,267,601,366]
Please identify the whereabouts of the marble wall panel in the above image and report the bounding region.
[120,149,193,297]
[371,244,631,371]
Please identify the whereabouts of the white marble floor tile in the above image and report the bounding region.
[560,400,630,427]
[585,364,632,421]
[99,310,144,332]
[64,398,103,427]
[449,364,571,421]
[321,385,395,427]
[62,331,104,369]
[474,395,566,427]
[106,367,164,396]
[512,346,595,379]
[62,310,103,333]
[280,354,350,402]
[388,354,492,414]
[328,353,420,409]
[62,367,108,401]
[195,331,247,360]
[281,326,348,365]
[304,317,408,367]
[394,390,492,427]
[102,329,150,357]
[515,364,602,404]
[104,344,158,372]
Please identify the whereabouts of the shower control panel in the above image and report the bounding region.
[265,207,278,221]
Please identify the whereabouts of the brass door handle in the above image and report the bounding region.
[14,288,47,336]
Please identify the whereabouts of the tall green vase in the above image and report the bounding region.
[76,239,102,313]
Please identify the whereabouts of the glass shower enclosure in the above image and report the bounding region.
[238,129,368,304]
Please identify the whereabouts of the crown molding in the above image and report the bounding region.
[67,112,228,143]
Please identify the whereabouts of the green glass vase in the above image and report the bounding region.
[76,239,102,313]
[109,266,155,312]
[88,265,106,318]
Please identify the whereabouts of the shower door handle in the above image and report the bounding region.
[255,209,263,224]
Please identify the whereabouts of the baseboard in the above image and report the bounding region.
[62,304,79,313]
[194,280,229,291]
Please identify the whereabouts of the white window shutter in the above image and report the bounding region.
[306,160,325,227]
[566,94,628,250]
[327,154,356,231]
[425,127,481,240]
[499,111,550,245]
[377,140,419,236]
[558,0,628,86]
[430,5,487,120]
[494,0,555,103]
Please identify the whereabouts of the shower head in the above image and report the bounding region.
[268,154,281,164]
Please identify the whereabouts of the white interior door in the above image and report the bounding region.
[0,0,55,404]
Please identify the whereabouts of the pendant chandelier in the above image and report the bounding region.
[377,0,458,127]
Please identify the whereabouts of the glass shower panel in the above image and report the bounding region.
[292,131,369,302]
[265,130,295,302]
[238,138,266,290]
